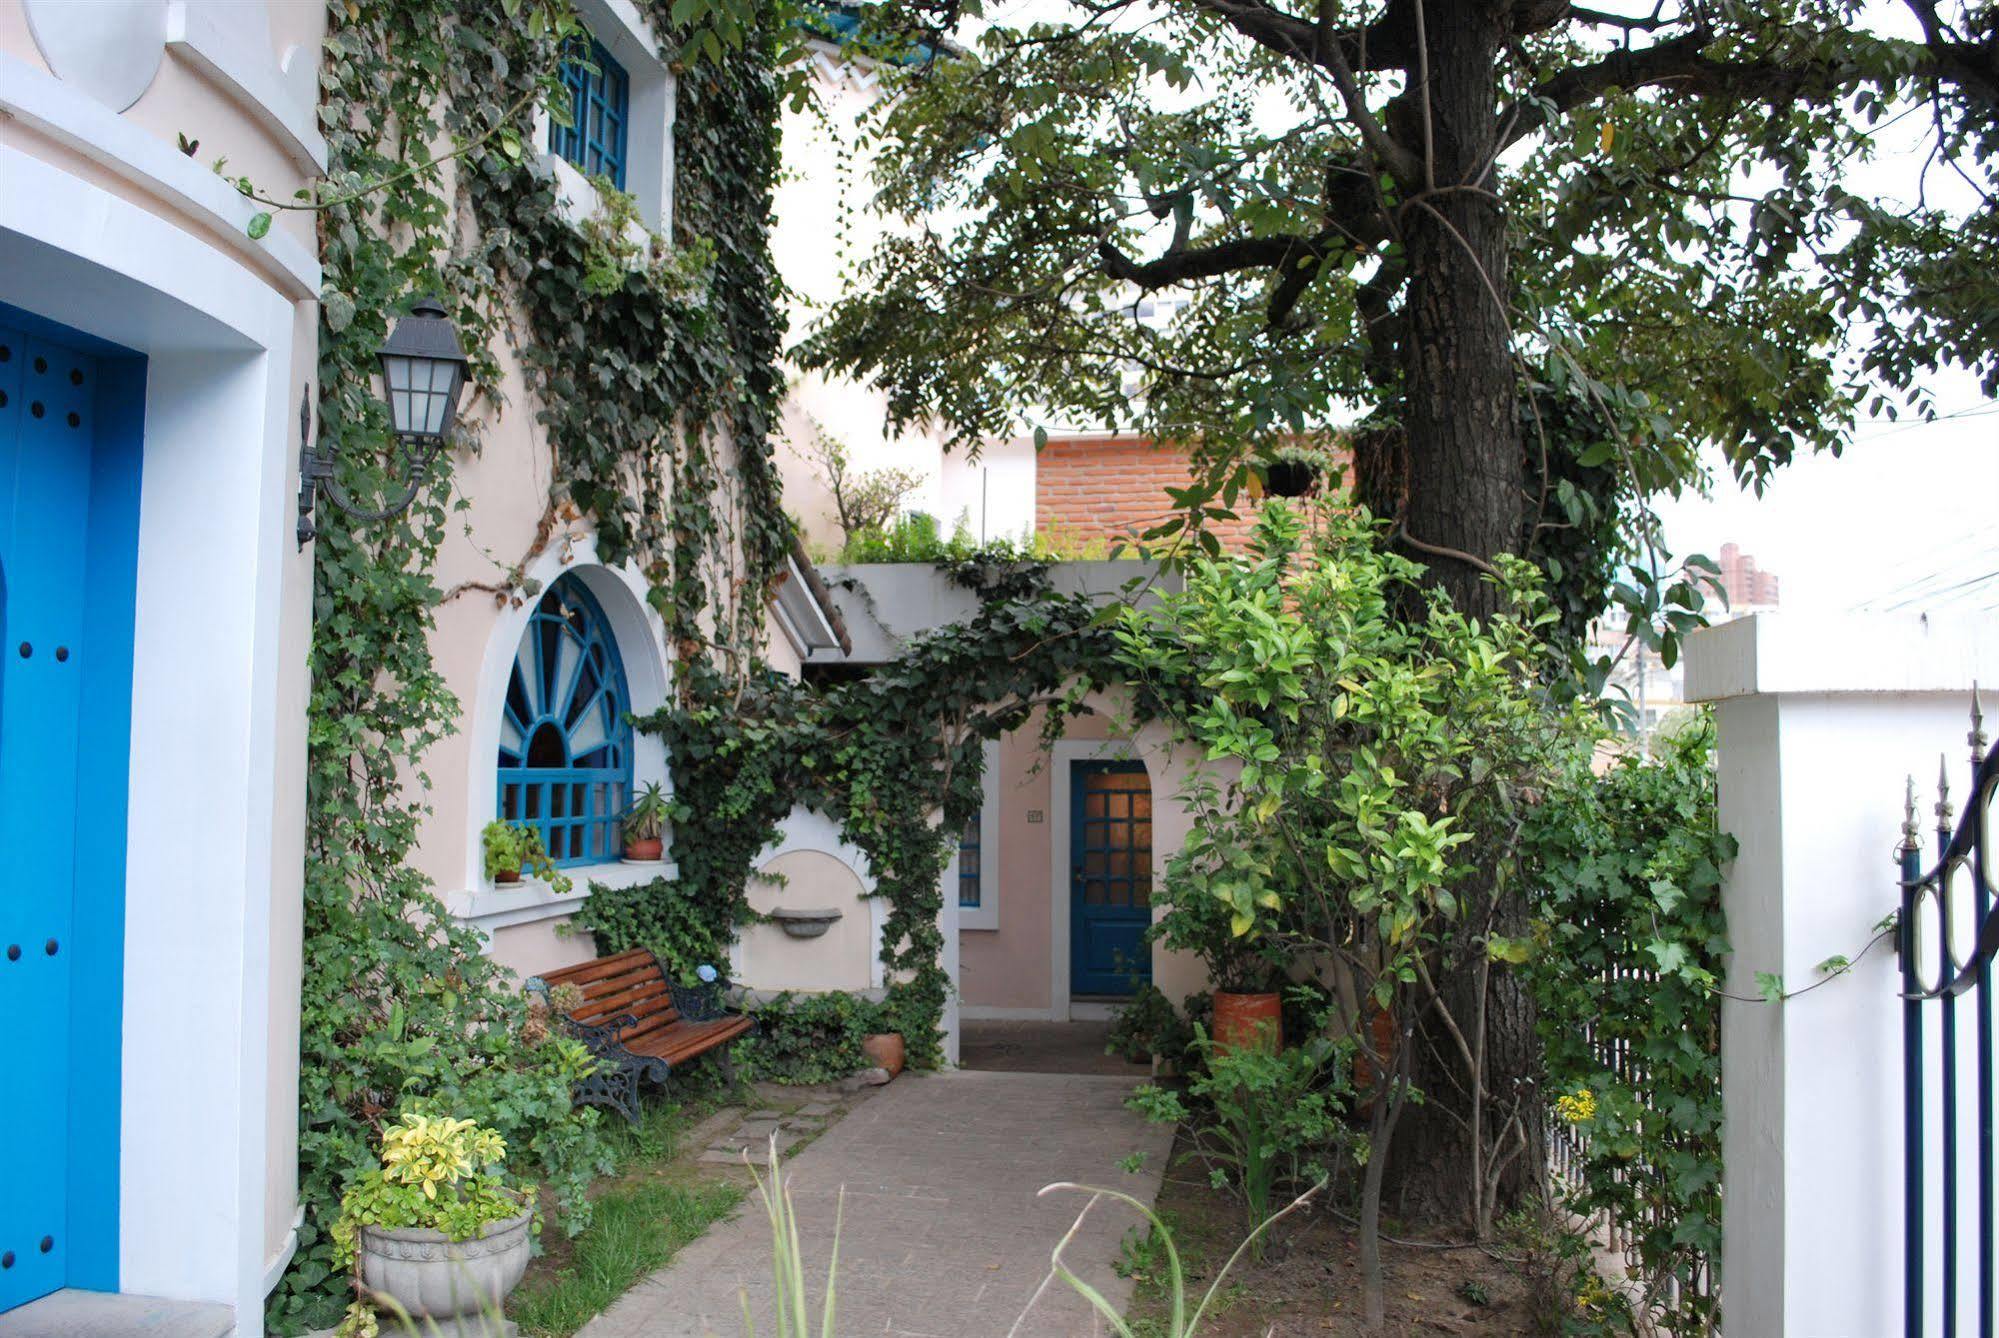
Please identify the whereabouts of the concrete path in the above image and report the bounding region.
[581,1070,1175,1338]
[960,1020,1150,1077]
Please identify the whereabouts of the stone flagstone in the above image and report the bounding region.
[582,1070,1173,1338]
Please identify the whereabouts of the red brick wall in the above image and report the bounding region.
[1035,435,1266,553]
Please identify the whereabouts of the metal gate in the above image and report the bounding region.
[1899,694,1996,1338]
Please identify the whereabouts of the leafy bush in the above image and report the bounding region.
[838,511,971,563]
[1115,501,1594,1289]
[1521,719,1732,1334]
[736,992,881,1085]
[333,1114,524,1270]
[1146,868,1289,994]
[1105,985,1192,1064]
[1129,1010,1352,1254]
[573,876,739,982]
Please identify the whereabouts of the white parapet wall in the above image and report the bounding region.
[1686,611,1998,1338]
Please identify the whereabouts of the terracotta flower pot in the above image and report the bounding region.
[493,869,521,886]
[1211,991,1283,1055]
[359,1201,533,1337]
[861,1032,905,1077]
[623,837,663,861]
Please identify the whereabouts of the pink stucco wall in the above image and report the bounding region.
[957,698,1217,1015]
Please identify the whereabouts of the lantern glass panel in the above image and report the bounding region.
[381,352,461,439]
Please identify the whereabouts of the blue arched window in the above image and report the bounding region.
[497,573,633,866]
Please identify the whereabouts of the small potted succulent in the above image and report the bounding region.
[334,1112,534,1338]
[620,781,669,863]
[482,820,572,894]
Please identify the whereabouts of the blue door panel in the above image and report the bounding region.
[0,315,141,1311]
[1069,760,1153,997]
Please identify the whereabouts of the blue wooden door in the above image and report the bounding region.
[0,314,142,1311]
[1069,760,1153,997]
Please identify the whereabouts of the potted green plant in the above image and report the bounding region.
[1105,984,1191,1070]
[1257,443,1342,499]
[481,820,572,893]
[333,1112,534,1338]
[620,780,668,863]
[1150,874,1288,1054]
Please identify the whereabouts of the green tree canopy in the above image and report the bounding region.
[785,0,1995,616]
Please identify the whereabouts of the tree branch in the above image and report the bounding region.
[1497,26,1856,149]
[1098,233,1318,289]
[1189,0,1420,72]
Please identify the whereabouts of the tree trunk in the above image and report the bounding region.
[1392,931,1546,1229]
[1354,2,1544,1229]
[1354,0,1524,623]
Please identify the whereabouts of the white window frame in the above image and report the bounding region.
[958,740,1002,931]
[533,0,676,233]
[449,541,675,931]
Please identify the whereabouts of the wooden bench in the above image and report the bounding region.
[525,948,753,1123]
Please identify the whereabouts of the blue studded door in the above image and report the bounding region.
[0,312,143,1312]
[1069,760,1153,997]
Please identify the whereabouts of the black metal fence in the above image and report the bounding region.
[1899,694,1995,1338]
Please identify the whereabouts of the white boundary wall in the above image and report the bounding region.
[1686,612,1997,1338]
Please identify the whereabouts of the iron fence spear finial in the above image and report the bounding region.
[1936,754,1954,839]
[1972,682,1987,772]
[1903,775,1921,856]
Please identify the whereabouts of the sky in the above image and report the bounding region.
[1654,371,1997,616]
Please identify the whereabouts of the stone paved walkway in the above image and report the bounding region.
[581,1070,1174,1338]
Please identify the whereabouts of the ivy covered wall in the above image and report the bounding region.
[279,0,795,1326]
[277,3,1118,1326]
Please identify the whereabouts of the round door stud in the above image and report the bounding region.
[39,1236,52,1253]
[1,1250,14,1268]
[5,945,18,961]
[45,939,58,956]
[55,647,69,662]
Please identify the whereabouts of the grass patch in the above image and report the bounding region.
[512,1177,744,1336]
[512,1062,747,1337]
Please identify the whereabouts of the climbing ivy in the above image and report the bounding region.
[609,563,1121,1067]
[1521,720,1734,1333]
[281,0,794,1328]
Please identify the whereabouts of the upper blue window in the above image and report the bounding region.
[549,33,630,188]
[497,574,632,867]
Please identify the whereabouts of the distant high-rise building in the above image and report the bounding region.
[1718,542,1781,609]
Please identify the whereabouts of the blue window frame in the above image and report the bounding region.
[957,811,982,908]
[497,574,632,867]
[549,32,630,188]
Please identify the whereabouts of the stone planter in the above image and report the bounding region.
[359,1203,533,1337]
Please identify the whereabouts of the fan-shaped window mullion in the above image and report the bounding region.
[494,574,634,867]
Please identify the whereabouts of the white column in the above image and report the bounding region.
[1686,612,1996,1338]
[937,809,962,1066]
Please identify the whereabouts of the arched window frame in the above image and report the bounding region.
[496,572,634,867]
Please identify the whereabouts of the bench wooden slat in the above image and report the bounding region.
[629,1015,752,1063]
[575,979,677,1026]
[542,948,654,989]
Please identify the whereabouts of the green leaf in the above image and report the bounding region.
[247,212,273,240]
